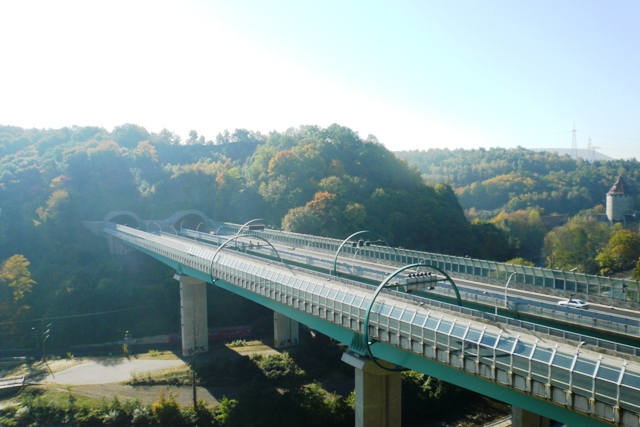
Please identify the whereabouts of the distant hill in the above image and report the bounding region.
[394,146,639,216]
[535,148,614,161]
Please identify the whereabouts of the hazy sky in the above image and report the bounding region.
[2,1,639,159]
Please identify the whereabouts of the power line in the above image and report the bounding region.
[490,130,573,146]
[0,304,158,327]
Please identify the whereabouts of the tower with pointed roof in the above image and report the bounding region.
[606,176,633,222]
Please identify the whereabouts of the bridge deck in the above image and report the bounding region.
[211,221,639,309]
[106,224,640,427]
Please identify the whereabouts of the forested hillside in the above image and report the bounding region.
[396,147,640,278]
[1,124,509,348]
[395,147,640,215]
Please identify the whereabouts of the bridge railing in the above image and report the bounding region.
[435,286,640,340]
[207,246,640,426]
[108,225,640,426]
[180,225,640,357]
[210,220,639,307]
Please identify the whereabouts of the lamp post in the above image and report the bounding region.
[170,225,178,235]
[180,220,186,231]
[504,272,516,311]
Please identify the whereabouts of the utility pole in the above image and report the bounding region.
[42,322,54,378]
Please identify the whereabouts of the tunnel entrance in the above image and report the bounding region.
[103,211,141,229]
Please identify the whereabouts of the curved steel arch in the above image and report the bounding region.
[416,263,462,306]
[235,218,279,236]
[332,230,393,276]
[209,235,283,284]
[362,262,462,371]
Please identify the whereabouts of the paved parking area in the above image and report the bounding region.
[45,359,185,385]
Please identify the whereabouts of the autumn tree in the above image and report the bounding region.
[491,209,547,262]
[542,217,612,274]
[111,123,150,148]
[596,229,640,276]
[0,255,36,341]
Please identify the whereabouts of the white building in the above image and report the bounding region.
[606,176,634,223]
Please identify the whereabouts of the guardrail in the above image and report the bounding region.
[0,376,25,394]
[435,287,640,342]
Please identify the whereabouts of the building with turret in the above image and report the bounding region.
[606,176,634,223]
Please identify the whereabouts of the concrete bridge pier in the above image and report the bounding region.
[273,312,299,348]
[512,407,551,427]
[175,274,209,357]
[342,352,401,427]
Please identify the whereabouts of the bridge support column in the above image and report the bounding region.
[511,407,551,427]
[176,275,209,357]
[342,352,401,427]
[273,312,299,348]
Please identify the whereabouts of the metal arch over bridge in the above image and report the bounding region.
[235,218,279,236]
[209,234,283,284]
[332,230,394,276]
[362,262,462,372]
[100,219,640,427]
[208,218,640,309]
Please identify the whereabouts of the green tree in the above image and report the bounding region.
[282,205,323,235]
[111,123,150,148]
[468,221,516,261]
[633,260,640,281]
[491,209,547,261]
[542,217,612,273]
[506,257,535,267]
[596,229,640,276]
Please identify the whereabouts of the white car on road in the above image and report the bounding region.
[557,299,590,309]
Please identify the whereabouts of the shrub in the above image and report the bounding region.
[152,390,184,426]
[226,340,246,348]
[251,352,305,384]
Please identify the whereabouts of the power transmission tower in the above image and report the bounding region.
[587,137,601,161]
[571,125,578,159]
